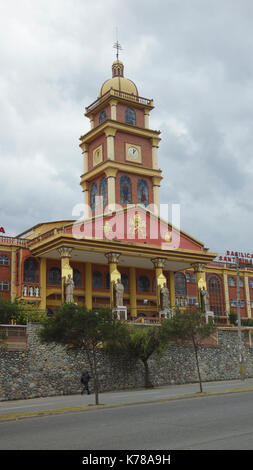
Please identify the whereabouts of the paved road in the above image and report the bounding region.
[1,390,253,450]
[1,378,253,418]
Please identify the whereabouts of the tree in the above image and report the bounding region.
[106,325,167,388]
[39,303,125,405]
[0,296,20,324]
[160,308,215,393]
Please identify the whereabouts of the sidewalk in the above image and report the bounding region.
[1,378,253,421]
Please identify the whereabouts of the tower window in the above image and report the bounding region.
[120,175,132,204]
[137,179,149,207]
[100,177,108,207]
[90,182,98,211]
[125,107,136,126]
[99,110,107,123]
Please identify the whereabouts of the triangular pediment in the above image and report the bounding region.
[68,206,204,253]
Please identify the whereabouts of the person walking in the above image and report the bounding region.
[81,371,91,395]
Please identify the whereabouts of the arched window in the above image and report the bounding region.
[208,276,223,315]
[24,257,39,283]
[0,255,9,266]
[120,175,132,204]
[192,273,196,283]
[99,110,107,123]
[73,269,82,287]
[137,179,149,207]
[48,267,61,285]
[175,272,186,295]
[138,275,150,292]
[90,182,98,211]
[121,273,129,291]
[125,107,136,126]
[100,177,108,207]
[228,277,235,287]
[92,271,103,289]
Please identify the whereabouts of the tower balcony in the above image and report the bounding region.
[85,88,154,116]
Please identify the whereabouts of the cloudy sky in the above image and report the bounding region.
[1,0,253,256]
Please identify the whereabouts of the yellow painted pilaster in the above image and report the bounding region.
[104,128,117,161]
[151,138,159,170]
[105,168,118,210]
[80,143,89,174]
[169,271,175,308]
[10,248,17,302]
[90,115,94,129]
[109,99,118,120]
[40,258,47,311]
[152,176,161,216]
[82,181,90,220]
[144,109,150,129]
[85,262,92,310]
[129,266,137,318]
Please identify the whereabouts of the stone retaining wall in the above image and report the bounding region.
[0,324,253,401]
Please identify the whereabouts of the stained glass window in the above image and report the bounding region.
[90,182,98,211]
[125,107,136,126]
[120,175,132,204]
[137,179,149,207]
[100,177,108,207]
[99,110,107,123]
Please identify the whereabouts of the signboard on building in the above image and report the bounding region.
[216,250,253,265]
[0,227,5,234]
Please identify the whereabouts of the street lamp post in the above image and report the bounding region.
[235,256,244,380]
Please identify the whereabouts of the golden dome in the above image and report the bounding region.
[99,60,138,97]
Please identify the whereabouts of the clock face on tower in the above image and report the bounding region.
[126,143,142,163]
[128,146,139,159]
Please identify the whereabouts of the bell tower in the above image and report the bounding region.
[79,50,162,219]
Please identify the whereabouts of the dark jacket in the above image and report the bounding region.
[81,372,91,384]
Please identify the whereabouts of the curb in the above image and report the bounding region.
[1,386,253,422]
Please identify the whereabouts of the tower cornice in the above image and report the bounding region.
[79,119,161,147]
[80,160,162,185]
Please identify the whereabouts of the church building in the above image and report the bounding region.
[1,55,253,322]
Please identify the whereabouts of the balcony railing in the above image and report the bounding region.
[85,88,153,114]
[0,236,27,247]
